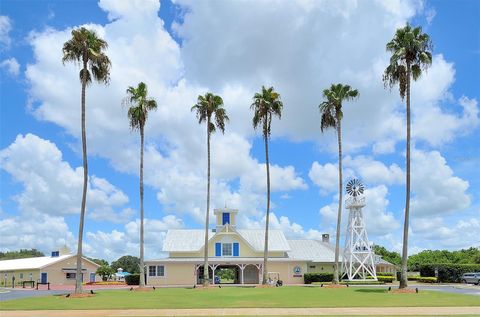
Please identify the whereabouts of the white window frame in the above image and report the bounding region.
[148,265,156,277]
[156,265,165,277]
[222,243,233,256]
[66,272,76,279]
[148,265,166,277]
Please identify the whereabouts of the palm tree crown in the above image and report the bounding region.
[125,82,158,130]
[62,27,111,85]
[383,24,432,99]
[191,93,229,134]
[319,84,359,131]
[251,86,283,139]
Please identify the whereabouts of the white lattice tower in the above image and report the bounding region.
[342,196,377,281]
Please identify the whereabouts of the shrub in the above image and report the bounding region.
[377,276,395,283]
[376,272,394,276]
[419,264,480,283]
[125,274,140,285]
[304,273,333,284]
[417,277,437,283]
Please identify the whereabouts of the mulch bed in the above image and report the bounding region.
[324,284,347,288]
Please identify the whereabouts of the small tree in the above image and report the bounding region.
[96,265,114,281]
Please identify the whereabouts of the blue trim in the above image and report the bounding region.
[233,243,239,256]
[222,213,230,225]
[215,243,221,257]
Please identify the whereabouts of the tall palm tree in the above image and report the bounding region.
[124,82,158,288]
[191,93,229,287]
[62,27,110,294]
[319,83,359,284]
[383,24,432,289]
[251,86,283,284]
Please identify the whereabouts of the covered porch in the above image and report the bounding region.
[195,262,263,285]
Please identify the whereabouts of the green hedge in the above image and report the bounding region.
[125,274,140,285]
[419,264,480,283]
[376,272,395,276]
[377,276,395,283]
[304,273,333,284]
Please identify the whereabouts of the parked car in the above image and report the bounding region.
[460,272,480,285]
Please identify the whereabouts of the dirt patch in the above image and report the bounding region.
[64,293,95,298]
[324,284,347,288]
[389,288,417,294]
[133,287,154,292]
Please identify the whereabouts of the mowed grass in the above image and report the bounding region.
[1,287,479,310]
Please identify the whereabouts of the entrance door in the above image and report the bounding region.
[89,273,96,282]
[41,273,47,283]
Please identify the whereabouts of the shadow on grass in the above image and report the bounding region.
[354,289,388,293]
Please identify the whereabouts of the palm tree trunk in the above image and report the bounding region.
[262,118,271,285]
[139,125,145,288]
[400,64,412,289]
[75,61,88,294]
[333,120,343,284]
[203,117,211,287]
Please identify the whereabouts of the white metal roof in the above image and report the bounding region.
[237,230,290,252]
[0,255,74,271]
[162,230,214,252]
[163,229,290,252]
[286,240,341,262]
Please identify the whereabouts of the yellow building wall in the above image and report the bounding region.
[42,256,100,285]
[146,263,196,286]
[0,269,40,287]
[267,261,307,284]
[0,256,99,286]
[306,262,335,273]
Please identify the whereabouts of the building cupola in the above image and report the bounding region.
[214,208,238,230]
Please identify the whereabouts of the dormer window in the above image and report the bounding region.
[222,243,232,256]
[222,212,230,225]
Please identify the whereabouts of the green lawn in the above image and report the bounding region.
[0,287,479,310]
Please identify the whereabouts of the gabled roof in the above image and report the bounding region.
[0,255,72,271]
[237,230,290,252]
[163,229,290,252]
[286,239,340,262]
[0,254,101,271]
[162,230,214,252]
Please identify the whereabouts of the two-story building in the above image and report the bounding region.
[146,208,396,286]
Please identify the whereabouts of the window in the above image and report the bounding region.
[222,243,232,256]
[149,266,156,276]
[222,212,230,225]
[66,273,76,279]
[309,266,316,269]
[157,266,165,277]
[149,265,165,277]
[19,273,24,279]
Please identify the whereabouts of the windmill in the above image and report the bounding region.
[342,179,377,281]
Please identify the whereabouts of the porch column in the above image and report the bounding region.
[238,264,246,284]
[210,264,218,285]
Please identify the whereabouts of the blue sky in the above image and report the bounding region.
[0,0,479,262]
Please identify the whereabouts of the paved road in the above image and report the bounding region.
[0,288,68,301]
[2,306,480,316]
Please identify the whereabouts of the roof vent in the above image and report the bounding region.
[51,251,60,257]
[322,234,330,243]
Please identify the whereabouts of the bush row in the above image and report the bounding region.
[419,264,480,283]
[304,273,333,284]
[377,276,395,283]
[413,276,437,283]
[125,274,140,285]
